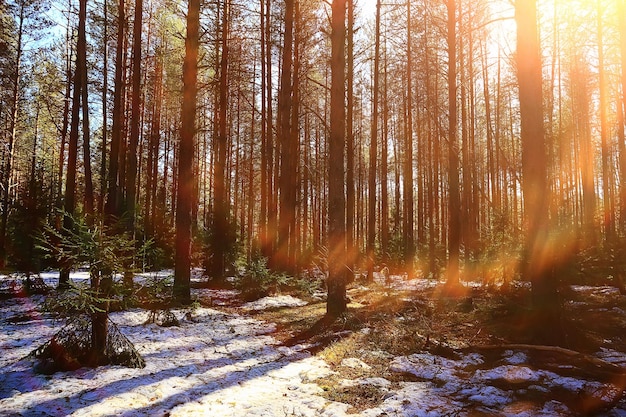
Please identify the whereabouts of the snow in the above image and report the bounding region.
[340,357,371,370]
[242,295,308,311]
[2,272,626,416]
[0,301,342,416]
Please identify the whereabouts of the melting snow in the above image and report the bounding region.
[2,272,626,416]
[242,295,307,311]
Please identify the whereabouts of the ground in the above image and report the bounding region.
[1,270,626,416]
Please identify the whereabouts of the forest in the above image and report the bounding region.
[2,0,626,415]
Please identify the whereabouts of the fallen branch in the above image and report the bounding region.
[462,343,626,378]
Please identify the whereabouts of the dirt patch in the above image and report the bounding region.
[241,280,626,414]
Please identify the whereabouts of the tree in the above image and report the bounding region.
[174,0,200,304]
[367,0,381,282]
[126,0,144,246]
[597,0,614,243]
[617,0,626,231]
[445,0,460,287]
[59,0,88,290]
[516,0,560,342]
[210,0,230,283]
[403,0,414,276]
[105,0,126,221]
[277,0,297,274]
[0,0,50,269]
[346,0,356,276]
[327,0,347,317]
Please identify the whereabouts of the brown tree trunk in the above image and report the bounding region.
[99,0,108,217]
[259,0,274,258]
[597,0,614,242]
[211,0,230,282]
[126,0,144,242]
[277,0,296,273]
[327,0,347,317]
[174,0,200,303]
[618,0,626,232]
[367,0,381,282]
[446,0,460,287]
[516,0,560,343]
[80,23,94,225]
[105,0,126,221]
[403,0,414,275]
[346,0,356,273]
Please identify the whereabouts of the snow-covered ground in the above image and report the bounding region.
[2,271,626,416]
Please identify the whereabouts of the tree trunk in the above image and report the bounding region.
[211,0,230,283]
[98,0,108,217]
[327,0,347,317]
[619,0,626,233]
[516,0,560,343]
[105,0,126,221]
[367,0,381,282]
[403,0,414,275]
[174,0,200,303]
[80,12,94,225]
[597,0,614,242]
[346,0,356,273]
[277,0,296,274]
[60,0,87,290]
[126,0,144,251]
[446,0,460,287]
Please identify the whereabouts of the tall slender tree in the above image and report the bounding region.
[446,0,460,287]
[403,0,414,275]
[59,0,85,290]
[126,0,143,238]
[211,0,230,282]
[174,0,200,303]
[516,0,559,342]
[367,0,381,282]
[105,0,126,221]
[346,0,356,272]
[277,0,296,273]
[617,0,626,231]
[597,0,614,242]
[327,0,347,316]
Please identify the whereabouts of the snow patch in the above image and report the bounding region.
[242,295,307,311]
[341,358,371,370]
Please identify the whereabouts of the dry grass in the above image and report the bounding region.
[238,279,626,413]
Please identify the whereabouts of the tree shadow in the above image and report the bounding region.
[0,309,311,417]
[282,313,348,355]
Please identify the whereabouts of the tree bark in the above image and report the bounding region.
[105,0,126,221]
[277,0,296,273]
[367,0,381,282]
[446,0,460,287]
[516,0,560,343]
[174,0,200,303]
[327,0,347,317]
[126,0,143,239]
[403,0,414,275]
[597,0,614,242]
[211,0,230,283]
[346,0,356,273]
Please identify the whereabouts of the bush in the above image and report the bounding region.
[236,256,326,301]
[237,257,288,301]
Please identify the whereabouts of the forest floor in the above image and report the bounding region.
[2,270,626,416]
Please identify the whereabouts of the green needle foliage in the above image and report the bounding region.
[38,212,139,280]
